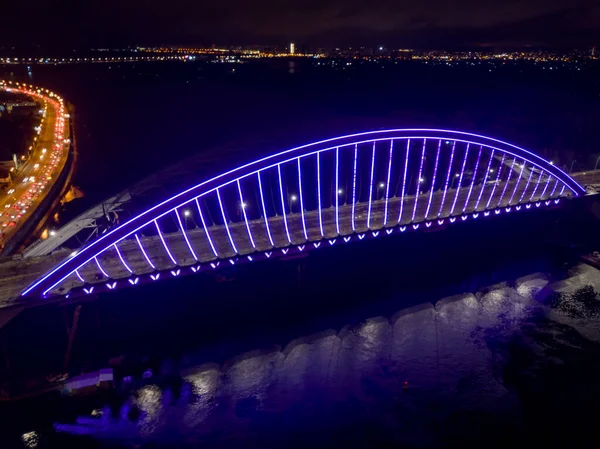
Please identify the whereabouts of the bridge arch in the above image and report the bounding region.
[22,129,584,299]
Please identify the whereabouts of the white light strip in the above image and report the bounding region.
[216,188,238,253]
[257,171,275,246]
[94,257,109,278]
[154,219,177,265]
[195,198,218,257]
[237,179,256,248]
[135,234,155,269]
[297,158,308,240]
[367,142,376,229]
[277,164,292,243]
[335,147,340,235]
[383,140,394,225]
[398,139,410,223]
[316,152,324,237]
[174,209,198,260]
[351,144,358,232]
[113,243,133,273]
[412,139,426,222]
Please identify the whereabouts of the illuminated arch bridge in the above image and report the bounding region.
[23,129,585,300]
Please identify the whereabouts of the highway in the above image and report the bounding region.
[0,81,70,251]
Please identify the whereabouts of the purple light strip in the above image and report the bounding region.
[398,139,411,223]
[462,145,482,213]
[559,185,566,196]
[154,219,177,265]
[497,157,517,207]
[528,170,545,202]
[216,188,238,253]
[27,130,583,298]
[135,234,155,269]
[367,142,376,229]
[174,209,199,260]
[114,243,133,273]
[316,152,324,237]
[200,136,578,199]
[94,257,109,278]
[195,198,218,257]
[383,140,394,225]
[485,153,505,209]
[425,140,441,219]
[351,144,358,232]
[475,149,494,211]
[237,179,256,249]
[412,139,427,222]
[335,147,340,235]
[74,269,85,283]
[518,167,535,203]
[539,174,553,200]
[277,164,292,243]
[297,158,308,241]
[450,143,470,215]
[438,141,456,217]
[257,172,275,247]
[549,178,560,198]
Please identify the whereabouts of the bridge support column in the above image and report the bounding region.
[63,304,82,373]
[297,259,307,288]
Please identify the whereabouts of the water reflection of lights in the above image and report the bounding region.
[133,385,163,436]
[21,431,40,448]
[183,369,219,427]
[185,370,217,396]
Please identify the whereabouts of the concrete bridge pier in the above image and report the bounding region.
[63,304,83,373]
[297,258,307,289]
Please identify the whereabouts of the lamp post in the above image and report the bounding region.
[569,160,577,173]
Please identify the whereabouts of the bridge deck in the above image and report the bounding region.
[67,178,563,292]
[1,164,595,306]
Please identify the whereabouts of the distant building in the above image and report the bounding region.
[290,42,295,55]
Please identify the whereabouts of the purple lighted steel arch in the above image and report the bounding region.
[22,129,584,299]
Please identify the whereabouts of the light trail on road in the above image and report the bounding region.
[0,81,70,250]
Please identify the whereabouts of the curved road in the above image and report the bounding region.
[0,81,70,251]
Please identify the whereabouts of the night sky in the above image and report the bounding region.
[2,0,599,49]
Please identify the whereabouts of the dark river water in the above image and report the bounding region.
[0,59,599,448]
